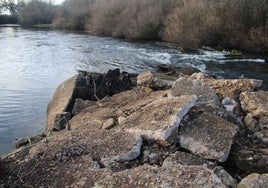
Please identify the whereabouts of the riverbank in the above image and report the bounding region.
[0,67,267,187]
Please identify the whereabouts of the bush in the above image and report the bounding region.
[0,14,17,24]
[87,0,171,40]
[52,0,92,30]
[162,0,221,49]
[18,0,56,26]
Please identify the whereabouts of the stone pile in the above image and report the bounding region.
[1,68,267,187]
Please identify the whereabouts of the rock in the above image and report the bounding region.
[171,77,219,105]
[237,173,268,188]
[254,130,268,145]
[118,116,126,124]
[46,75,78,132]
[157,64,200,76]
[54,112,72,131]
[119,95,197,144]
[13,137,29,149]
[137,71,173,90]
[214,166,237,188]
[46,69,135,132]
[210,79,263,100]
[244,113,258,132]
[179,112,238,162]
[96,163,226,188]
[0,158,4,176]
[163,151,214,167]
[137,71,153,87]
[71,98,96,115]
[101,118,116,130]
[189,72,214,82]
[222,97,239,114]
[240,91,268,118]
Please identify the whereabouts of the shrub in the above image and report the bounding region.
[87,0,170,40]
[162,0,221,49]
[18,0,56,26]
[52,0,92,30]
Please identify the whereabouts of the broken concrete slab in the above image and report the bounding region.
[163,151,213,167]
[237,173,268,188]
[46,75,78,132]
[240,91,268,118]
[179,112,238,162]
[119,95,197,144]
[210,79,263,100]
[171,77,219,105]
[95,163,226,187]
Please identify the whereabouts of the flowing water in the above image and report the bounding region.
[0,27,267,155]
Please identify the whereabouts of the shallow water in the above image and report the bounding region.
[0,27,267,155]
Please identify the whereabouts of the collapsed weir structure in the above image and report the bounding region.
[1,67,268,187]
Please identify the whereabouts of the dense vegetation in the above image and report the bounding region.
[1,0,267,52]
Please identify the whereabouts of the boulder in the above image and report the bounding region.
[119,95,197,144]
[244,113,258,132]
[101,118,116,130]
[240,91,268,118]
[137,71,174,90]
[157,64,200,76]
[222,97,239,114]
[237,173,268,188]
[96,164,226,188]
[179,112,238,162]
[71,98,96,115]
[163,151,213,167]
[13,137,29,149]
[209,79,263,100]
[54,112,72,131]
[46,75,78,132]
[171,77,219,105]
[0,158,4,176]
[214,166,237,188]
[240,91,268,143]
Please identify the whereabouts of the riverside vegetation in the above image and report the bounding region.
[1,0,268,52]
[0,67,267,187]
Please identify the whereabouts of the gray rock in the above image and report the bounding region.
[163,151,214,167]
[96,163,226,188]
[119,95,197,144]
[222,97,238,114]
[245,113,258,132]
[214,166,237,188]
[171,77,219,105]
[101,118,116,130]
[13,137,29,149]
[137,71,174,90]
[237,173,268,188]
[179,112,238,162]
[54,112,71,131]
[72,98,96,115]
[101,135,143,167]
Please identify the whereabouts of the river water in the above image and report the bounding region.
[0,27,267,155]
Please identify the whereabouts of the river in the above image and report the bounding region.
[0,27,267,156]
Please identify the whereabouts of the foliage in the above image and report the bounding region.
[0,0,25,16]
[0,14,17,24]
[18,0,56,26]
[52,0,92,30]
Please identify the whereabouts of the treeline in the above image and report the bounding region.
[3,0,268,52]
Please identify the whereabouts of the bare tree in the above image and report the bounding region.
[0,0,25,15]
